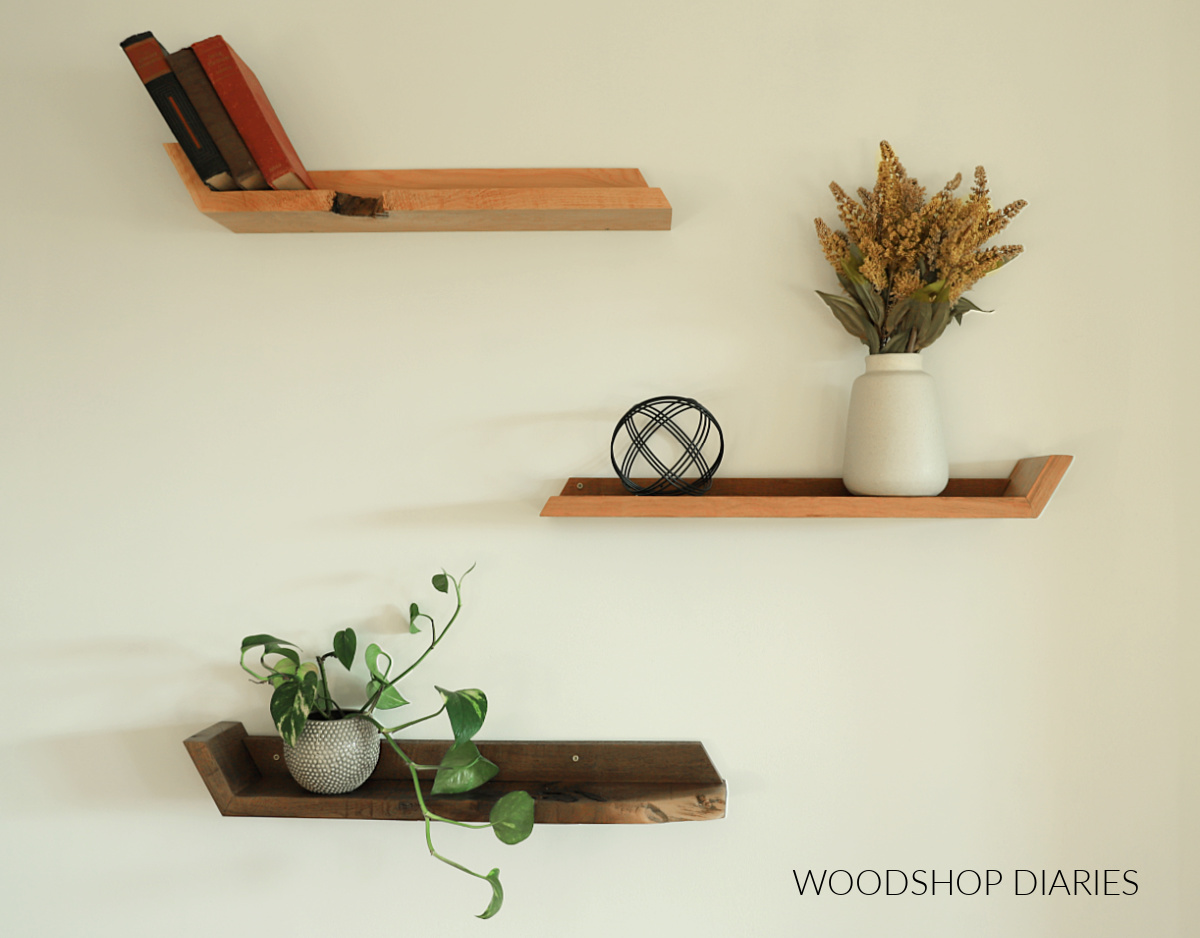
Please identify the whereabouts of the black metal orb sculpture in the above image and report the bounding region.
[610,396,725,496]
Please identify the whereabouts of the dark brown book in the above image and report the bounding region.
[120,32,236,191]
[166,47,267,190]
[191,35,315,190]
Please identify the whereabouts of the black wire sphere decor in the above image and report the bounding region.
[610,396,725,496]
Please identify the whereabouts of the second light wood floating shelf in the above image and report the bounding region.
[541,455,1072,519]
[165,144,672,232]
[185,722,725,824]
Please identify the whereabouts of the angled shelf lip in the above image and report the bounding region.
[540,455,1073,519]
[163,144,672,232]
[184,722,726,824]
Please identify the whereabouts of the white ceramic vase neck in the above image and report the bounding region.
[842,352,949,496]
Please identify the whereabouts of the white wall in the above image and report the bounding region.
[2,1,1195,935]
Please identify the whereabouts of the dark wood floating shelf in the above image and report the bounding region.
[541,455,1072,519]
[185,722,725,824]
[165,144,672,233]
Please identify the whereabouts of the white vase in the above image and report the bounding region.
[282,714,380,794]
[842,352,949,496]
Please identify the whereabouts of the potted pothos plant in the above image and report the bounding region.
[811,141,1027,495]
[238,565,534,919]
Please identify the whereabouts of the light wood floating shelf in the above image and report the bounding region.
[185,722,725,824]
[164,144,672,233]
[540,455,1072,519]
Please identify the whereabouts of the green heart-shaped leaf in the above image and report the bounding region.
[272,657,298,676]
[240,633,296,653]
[332,628,356,671]
[490,790,535,845]
[438,687,487,742]
[261,643,300,668]
[432,740,499,795]
[365,644,392,681]
[366,678,408,710]
[477,868,504,920]
[270,668,319,746]
[432,573,449,594]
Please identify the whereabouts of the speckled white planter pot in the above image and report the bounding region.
[282,715,380,794]
[842,353,949,497]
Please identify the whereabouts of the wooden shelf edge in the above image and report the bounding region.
[540,455,1073,519]
[1003,454,1074,517]
[185,723,726,824]
[164,144,672,232]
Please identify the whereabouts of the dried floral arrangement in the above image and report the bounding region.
[814,141,1026,353]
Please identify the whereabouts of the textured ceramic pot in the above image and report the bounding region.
[842,352,949,496]
[282,715,380,794]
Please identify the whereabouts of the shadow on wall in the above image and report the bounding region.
[332,499,540,529]
[314,407,623,528]
[3,722,212,811]
[3,638,261,812]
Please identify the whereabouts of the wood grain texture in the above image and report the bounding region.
[164,143,671,232]
[310,167,651,195]
[183,721,260,814]
[1003,455,1073,517]
[242,737,722,785]
[186,723,725,824]
[166,142,333,214]
[540,456,1073,518]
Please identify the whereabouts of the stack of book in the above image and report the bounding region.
[120,31,314,192]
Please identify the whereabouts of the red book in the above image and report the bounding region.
[190,35,314,190]
[166,47,267,190]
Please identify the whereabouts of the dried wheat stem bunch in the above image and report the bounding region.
[814,141,1026,353]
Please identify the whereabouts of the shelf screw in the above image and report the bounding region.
[572,754,579,762]
[576,482,584,490]
[273,754,280,761]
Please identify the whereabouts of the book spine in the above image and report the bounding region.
[191,36,315,191]
[120,32,235,191]
[166,48,267,190]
